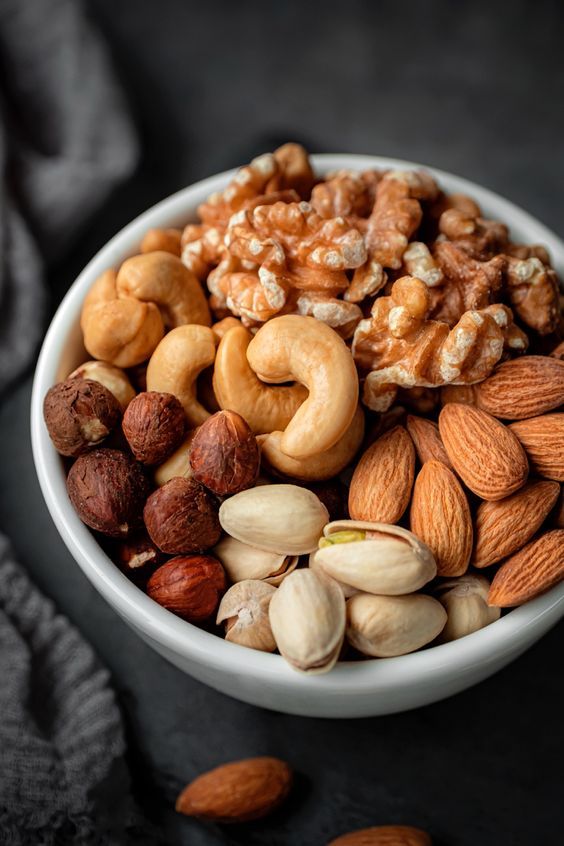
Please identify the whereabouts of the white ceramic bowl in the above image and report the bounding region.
[31,155,564,718]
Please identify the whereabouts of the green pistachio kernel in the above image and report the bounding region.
[318,530,366,549]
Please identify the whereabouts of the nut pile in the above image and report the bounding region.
[43,143,564,675]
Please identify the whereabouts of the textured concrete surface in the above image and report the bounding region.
[1,0,563,842]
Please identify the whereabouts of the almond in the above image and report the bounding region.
[472,481,560,567]
[410,460,472,576]
[439,404,528,501]
[440,384,477,407]
[175,756,292,823]
[509,414,564,482]
[328,824,432,845]
[551,487,564,528]
[348,426,415,523]
[488,529,564,606]
[474,356,564,420]
[406,416,453,468]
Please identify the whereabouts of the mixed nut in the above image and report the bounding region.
[43,143,564,674]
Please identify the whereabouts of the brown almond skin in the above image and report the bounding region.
[488,529,564,606]
[44,378,121,457]
[406,416,453,469]
[67,449,149,537]
[439,404,528,501]
[122,391,186,465]
[473,481,560,568]
[551,487,564,528]
[328,824,432,845]
[175,756,292,823]
[349,426,415,523]
[190,409,260,496]
[147,554,226,621]
[410,460,472,576]
[509,414,564,482]
[144,477,221,553]
[475,355,564,420]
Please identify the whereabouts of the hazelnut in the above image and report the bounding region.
[122,391,186,464]
[147,554,226,622]
[116,534,163,583]
[67,449,150,537]
[300,480,349,522]
[143,477,221,553]
[43,378,121,457]
[189,410,260,496]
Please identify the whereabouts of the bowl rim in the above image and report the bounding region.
[31,153,564,692]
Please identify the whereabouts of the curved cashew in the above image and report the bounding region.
[81,269,164,367]
[247,315,358,458]
[154,431,197,487]
[68,360,136,410]
[117,251,211,328]
[213,325,308,434]
[259,405,365,480]
[211,316,242,344]
[146,325,216,426]
[140,227,182,256]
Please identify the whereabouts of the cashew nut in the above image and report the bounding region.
[259,405,365,480]
[246,315,358,458]
[140,227,182,256]
[81,269,164,367]
[154,431,196,487]
[211,316,242,344]
[146,324,216,426]
[213,325,308,434]
[116,251,211,329]
[68,360,136,410]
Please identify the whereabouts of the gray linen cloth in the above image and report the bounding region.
[0,1,161,842]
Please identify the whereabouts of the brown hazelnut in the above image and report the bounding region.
[189,410,260,496]
[122,391,186,464]
[43,378,121,457]
[143,477,221,553]
[116,534,163,583]
[147,554,226,622]
[299,480,349,522]
[67,449,150,537]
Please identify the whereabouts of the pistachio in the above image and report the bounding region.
[269,569,345,674]
[218,485,329,555]
[313,520,436,595]
[318,530,366,548]
[436,574,500,642]
[213,535,298,586]
[346,593,447,657]
[309,551,358,598]
[217,580,277,652]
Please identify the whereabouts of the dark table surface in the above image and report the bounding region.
[1,1,563,843]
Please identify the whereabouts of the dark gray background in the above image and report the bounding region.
[1,0,563,843]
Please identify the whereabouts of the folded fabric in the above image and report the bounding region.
[0,0,139,394]
[0,535,162,845]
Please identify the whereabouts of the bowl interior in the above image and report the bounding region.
[31,154,564,691]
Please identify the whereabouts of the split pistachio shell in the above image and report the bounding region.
[346,593,447,657]
[269,569,346,674]
[218,484,329,555]
[217,580,277,652]
[314,520,437,595]
[214,535,298,586]
[436,574,500,642]
[309,551,358,598]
